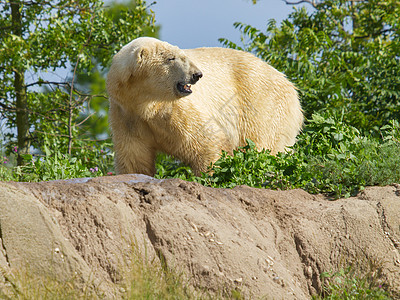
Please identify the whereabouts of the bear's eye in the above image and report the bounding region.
[167,57,175,62]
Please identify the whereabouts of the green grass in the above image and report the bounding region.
[119,242,197,299]
[313,263,392,300]
[1,258,392,300]
[0,270,100,299]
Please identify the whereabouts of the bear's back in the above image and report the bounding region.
[181,47,302,153]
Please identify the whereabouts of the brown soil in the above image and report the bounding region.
[1,175,399,298]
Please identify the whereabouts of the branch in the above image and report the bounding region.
[33,129,70,138]
[75,112,96,127]
[24,80,71,88]
[0,99,15,111]
[0,26,14,31]
[354,28,395,40]
[283,0,318,8]
[1,96,75,124]
[25,81,107,99]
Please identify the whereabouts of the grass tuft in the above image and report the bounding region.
[313,261,392,300]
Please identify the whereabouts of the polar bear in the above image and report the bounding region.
[106,37,303,176]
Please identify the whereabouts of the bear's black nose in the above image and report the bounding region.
[192,72,203,83]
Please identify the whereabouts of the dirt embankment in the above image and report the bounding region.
[1,175,399,298]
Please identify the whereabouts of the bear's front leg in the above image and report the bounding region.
[113,137,156,176]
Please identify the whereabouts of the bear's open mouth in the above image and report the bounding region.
[177,82,192,95]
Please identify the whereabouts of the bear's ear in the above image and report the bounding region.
[133,46,150,68]
[138,47,149,61]
[118,46,149,84]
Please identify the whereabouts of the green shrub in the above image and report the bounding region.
[155,153,196,181]
[0,163,14,182]
[314,266,392,300]
[156,114,400,199]
[0,138,114,182]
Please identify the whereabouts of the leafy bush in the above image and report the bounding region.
[155,153,196,181]
[0,138,113,182]
[300,119,400,197]
[156,114,400,199]
[197,139,297,189]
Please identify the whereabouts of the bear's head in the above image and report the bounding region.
[107,37,203,106]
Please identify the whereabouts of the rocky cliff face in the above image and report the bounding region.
[1,175,399,298]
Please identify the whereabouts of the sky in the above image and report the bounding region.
[150,0,300,49]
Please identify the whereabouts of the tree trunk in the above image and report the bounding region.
[11,1,30,165]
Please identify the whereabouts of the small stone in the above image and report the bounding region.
[190,222,199,232]
[202,265,211,275]
[265,257,274,266]
[234,277,243,283]
[305,266,312,277]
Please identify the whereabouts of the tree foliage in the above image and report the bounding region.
[74,1,160,141]
[0,0,156,166]
[220,0,400,134]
